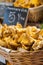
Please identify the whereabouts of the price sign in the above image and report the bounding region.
[3,6,29,27]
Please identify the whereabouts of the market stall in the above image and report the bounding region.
[0,0,43,65]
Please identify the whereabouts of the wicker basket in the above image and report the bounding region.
[29,5,43,22]
[0,47,43,65]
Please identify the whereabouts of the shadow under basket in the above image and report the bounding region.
[0,49,43,65]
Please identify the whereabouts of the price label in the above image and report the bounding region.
[0,55,6,64]
[3,6,29,27]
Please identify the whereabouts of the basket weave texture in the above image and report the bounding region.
[9,50,43,65]
[0,49,43,65]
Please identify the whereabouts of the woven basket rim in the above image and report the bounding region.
[0,46,43,53]
[29,5,43,10]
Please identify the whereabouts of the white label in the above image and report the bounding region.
[0,55,6,64]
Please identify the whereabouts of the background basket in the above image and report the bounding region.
[0,48,43,65]
[28,5,43,22]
